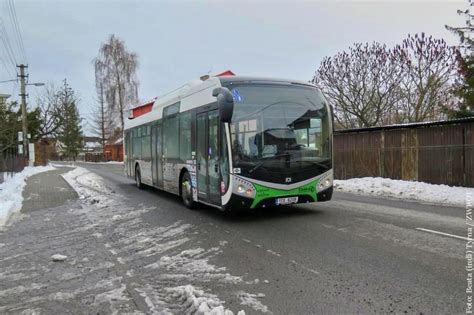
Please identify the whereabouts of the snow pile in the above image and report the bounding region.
[166,285,245,315]
[51,254,67,262]
[0,171,14,183]
[155,247,242,284]
[0,165,55,227]
[62,166,114,206]
[237,292,267,313]
[334,177,473,207]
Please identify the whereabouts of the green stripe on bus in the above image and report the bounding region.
[250,180,318,208]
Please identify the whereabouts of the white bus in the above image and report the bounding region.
[124,74,333,210]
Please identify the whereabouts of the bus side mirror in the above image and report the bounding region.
[329,104,335,131]
[213,87,234,123]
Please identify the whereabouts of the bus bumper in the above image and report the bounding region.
[223,186,333,210]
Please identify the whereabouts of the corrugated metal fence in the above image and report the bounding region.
[333,118,474,187]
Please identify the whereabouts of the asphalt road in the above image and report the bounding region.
[75,162,465,314]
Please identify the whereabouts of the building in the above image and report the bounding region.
[0,93,11,106]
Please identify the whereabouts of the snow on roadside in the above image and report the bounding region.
[81,161,124,165]
[334,177,472,207]
[166,285,245,315]
[237,292,267,313]
[0,165,55,227]
[61,166,116,206]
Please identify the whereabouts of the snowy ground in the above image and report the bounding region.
[80,161,124,165]
[334,177,472,207]
[0,165,55,227]
[0,172,14,184]
[60,166,258,314]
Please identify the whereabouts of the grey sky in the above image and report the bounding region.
[0,0,466,134]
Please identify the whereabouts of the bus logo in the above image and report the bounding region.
[285,177,292,183]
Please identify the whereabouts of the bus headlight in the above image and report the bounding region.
[233,177,256,198]
[317,173,333,192]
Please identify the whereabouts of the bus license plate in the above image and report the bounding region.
[275,197,298,205]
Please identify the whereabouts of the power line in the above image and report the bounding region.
[6,0,21,62]
[0,53,15,79]
[0,18,18,71]
[7,0,26,62]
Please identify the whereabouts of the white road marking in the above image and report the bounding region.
[266,249,281,257]
[305,267,320,275]
[416,227,468,241]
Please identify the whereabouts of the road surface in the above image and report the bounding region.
[0,162,465,314]
[76,162,465,314]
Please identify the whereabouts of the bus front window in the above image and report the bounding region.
[228,84,332,177]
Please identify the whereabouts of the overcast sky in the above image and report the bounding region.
[0,0,467,134]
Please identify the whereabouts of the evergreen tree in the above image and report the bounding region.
[0,101,41,153]
[0,101,20,152]
[57,79,83,160]
[444,0,474,118]
[445,54,474,118]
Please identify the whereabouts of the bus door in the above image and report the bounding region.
[151,124,163,188]
[126,131,133,176]
[196,110,221,205]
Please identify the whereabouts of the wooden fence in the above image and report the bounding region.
[0,148,26,183]
[333,118,474,187]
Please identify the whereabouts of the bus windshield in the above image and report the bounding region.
[227,83,332,178]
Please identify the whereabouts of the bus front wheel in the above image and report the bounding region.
[181,172,195,209]
[135,165,143,189]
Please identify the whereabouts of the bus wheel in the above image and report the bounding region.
[181,172,195,209]
[135,165,143,189]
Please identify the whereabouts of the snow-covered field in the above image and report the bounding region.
[334,177,472,207]
[0,165,55,227]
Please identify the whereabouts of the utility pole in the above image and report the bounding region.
[17,64,28,162]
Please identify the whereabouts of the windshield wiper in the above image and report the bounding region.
[291,159,330,169]
[248,153,290,174]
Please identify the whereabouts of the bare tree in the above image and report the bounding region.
[94,35,139,134]
[393,33,461,122]
[313,42,402,128]
[36,83,63,138]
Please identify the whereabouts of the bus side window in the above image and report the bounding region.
[179,112,192,160]
[163,116,179,159]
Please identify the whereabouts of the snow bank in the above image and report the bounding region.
[0,165,55,227]
[166,285,245,315]
[237,291,267,313]
[61,166,113,206]
[334,177,472,207]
